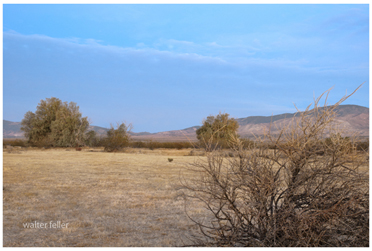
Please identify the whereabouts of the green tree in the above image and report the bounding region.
[85,130,101,147]
[21,97,89,147]
[103,123,131,152]
[50,102,89,147]
[21,97,62,146]
[196,112,239,149]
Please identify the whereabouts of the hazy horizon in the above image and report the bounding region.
[3,4,369,133]
[3,103,369,134]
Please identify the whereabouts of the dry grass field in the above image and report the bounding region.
[3,147,206,247]
[3,146,369,247]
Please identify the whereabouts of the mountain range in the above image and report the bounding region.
[3,105,369,141]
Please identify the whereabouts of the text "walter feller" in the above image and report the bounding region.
[23,221,69,229]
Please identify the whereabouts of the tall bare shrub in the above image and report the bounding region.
[180,85,368,247]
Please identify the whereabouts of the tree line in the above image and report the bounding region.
[20,97,130,152]
[20,97,368,153]
[19,97,242,151]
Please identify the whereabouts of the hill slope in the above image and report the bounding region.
[236,105,369,138]
[127,105,369,141]
[3,105,368,141]
[3,120,23,138]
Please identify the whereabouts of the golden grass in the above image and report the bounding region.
[3,147,368,247]
[3,147,203,247]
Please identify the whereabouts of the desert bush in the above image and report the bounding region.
[129,140,193,150]
[33,136,54,148]
[355,139,369,152]
[324,133,352,154]
[130,141,146,148]
[265,141,278,149]
[240,138,255,149]
[103,123,131,152]
[188,150,206,156]
[3,139,27,147]
[173,142,193,150]
[162,141,193,149]
[180,85,368,247]
[147,140,156,150]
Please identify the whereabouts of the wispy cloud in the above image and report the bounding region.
[322,7,368,34]
[3,29,368,132]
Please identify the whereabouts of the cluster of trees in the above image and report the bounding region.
[21,97,130,151]
[20,97,239,151]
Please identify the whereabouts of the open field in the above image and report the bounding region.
[3,147,206,247]
[3,147,369,247]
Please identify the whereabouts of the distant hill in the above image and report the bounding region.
[3,120,23,138]
[130,126,201,142]
[133,104,368,141]
[108,104,370,141]
[87,125,153,137]
[236,104,369,138]
[3,105,369,141]
[87,125,109,136]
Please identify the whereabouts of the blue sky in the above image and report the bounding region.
[3,4,369,133]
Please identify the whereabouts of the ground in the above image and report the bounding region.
[3,147,204,247]
[3,146,369,247]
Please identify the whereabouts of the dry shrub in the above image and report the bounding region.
[3,139,27,147]
[188,149,205,156]
[180,85,368,247]
[33,137,54,148]
[130,140,193,150]
[103,123,131,152]
[355,140,369,152]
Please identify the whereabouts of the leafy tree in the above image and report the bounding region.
[50,102,89,147]
[21,97,89,147]
[20,111,37,143]
[196,112,239,149]
[103,123,131,152]
[85,130,101,147]
[21,97,62,146]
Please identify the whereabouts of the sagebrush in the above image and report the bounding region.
[181,85,369,247]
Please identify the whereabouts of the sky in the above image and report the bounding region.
[3,4,369,133]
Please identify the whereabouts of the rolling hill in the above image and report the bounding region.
[3,105,369,141]
[236,104,369,138]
